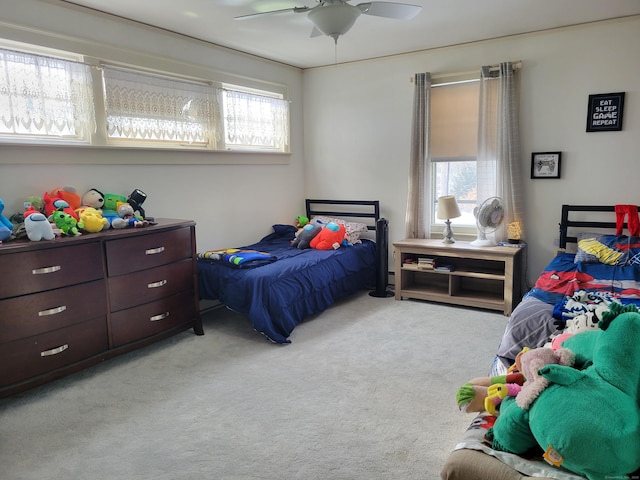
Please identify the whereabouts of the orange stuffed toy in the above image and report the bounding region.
[310,222,347,250]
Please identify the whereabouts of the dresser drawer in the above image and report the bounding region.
[0,242,103,299]
[105,227,192,276]
[0,316,108,387]
[0,280,107,343]
[108,259,193,312]
[110,290,196,347]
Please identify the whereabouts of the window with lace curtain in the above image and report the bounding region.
[0,48,95,142]
[0,42,291,155]
[222,88,289,151]
[102,66,219,148]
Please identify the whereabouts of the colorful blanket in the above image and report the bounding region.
[198,248,276,268]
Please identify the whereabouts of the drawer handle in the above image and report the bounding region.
[146,246,165,255]
[150,312,170,322]
[147,279,167,289]
[32,265,61,275]
[41,344,69,357]
[38,306,67,317]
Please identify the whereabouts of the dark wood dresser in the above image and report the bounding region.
[0,218,203,397]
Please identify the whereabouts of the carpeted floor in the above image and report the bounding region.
[0,291,508,480]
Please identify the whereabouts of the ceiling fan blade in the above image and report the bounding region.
[356,2,422,20]
[235,6,310,20]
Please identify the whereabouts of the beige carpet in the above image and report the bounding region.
[0,291,508,480]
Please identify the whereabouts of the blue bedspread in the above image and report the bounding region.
[198,224,376,343]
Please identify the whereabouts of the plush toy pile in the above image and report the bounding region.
[290,216,350,251]
[0,187,151,242]
[456,303,640,480]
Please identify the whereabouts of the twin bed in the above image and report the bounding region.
[441,204,640,480]
[197,200,386,343]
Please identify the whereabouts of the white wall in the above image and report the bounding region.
[0,0,305,251]
[302,16,640,285]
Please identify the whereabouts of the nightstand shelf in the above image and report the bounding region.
[393,239,526,315]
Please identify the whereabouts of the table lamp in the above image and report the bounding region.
[508,221,522,244]
[437,195,462,244]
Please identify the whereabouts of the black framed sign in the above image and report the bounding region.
[586,92,625,132]
[531,152,561,179]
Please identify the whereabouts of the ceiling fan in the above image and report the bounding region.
[235,0,422,44]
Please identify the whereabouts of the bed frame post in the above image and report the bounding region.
[370,217,393,298]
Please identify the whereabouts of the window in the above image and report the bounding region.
[431,79,479,227]
[0,41,291,156]
[102,66,218,148]
[222,88,289,151]
[0,47,95,142]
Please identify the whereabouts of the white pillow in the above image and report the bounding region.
[310,216,369,244]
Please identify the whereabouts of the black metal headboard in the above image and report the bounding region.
[559,204,639,249]
[305,199,380,230]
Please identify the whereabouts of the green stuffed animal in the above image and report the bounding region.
[49,209,83,236]
[486,303,640,480]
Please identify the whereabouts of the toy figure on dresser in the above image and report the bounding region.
[49,187,81,211]
[99,192,128,228]
[43,191,79,220]
[127,189,151,221]
[78,207,109,233]
[0,198,14,241]
[112,203,149,229]
[24,207,55,241]
[49,209,83,236]
[80,188,105,211]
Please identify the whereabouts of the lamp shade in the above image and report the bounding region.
[437,195,461,220]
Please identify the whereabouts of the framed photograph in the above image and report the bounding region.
[531,152,561,179]
[586,92,625,132]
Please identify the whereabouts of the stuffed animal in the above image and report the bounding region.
[49,186,81,211]
[456,371,525,414]
[0,198,13,241]
[43,191,78,220]
[112,203,149,229]
[77,207,109,233]
[49,209,83,236]
[25,195,45,213]
[24,208,55,241]
[486,303,640,480]
[291,223,322,249]
[101,192,128,228]
[456,346,530,414]
[295,215,309,229]
[81,188,105,210]
[309,221,346,250]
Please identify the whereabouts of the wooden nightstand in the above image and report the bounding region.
[393,239,526,315]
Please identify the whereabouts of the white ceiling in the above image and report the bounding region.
[60,0,640,69]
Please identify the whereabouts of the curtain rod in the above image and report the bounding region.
[409,60,522,83]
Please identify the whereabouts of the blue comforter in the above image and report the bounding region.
[198,224,376,343]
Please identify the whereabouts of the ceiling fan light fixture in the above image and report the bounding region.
[308,4,361,39]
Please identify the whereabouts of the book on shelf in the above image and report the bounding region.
[434,264,455,272]
[417,257,434,269]
[498,242,527,248]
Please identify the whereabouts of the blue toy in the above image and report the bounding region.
[0,198,13,241]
